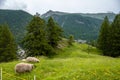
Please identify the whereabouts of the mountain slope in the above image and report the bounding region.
[42,10,105,40]
[0,9,33,42]
[80,13,115,21]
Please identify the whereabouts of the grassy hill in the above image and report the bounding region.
[0,43,120,80]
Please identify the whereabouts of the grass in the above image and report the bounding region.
[0,43,120,80]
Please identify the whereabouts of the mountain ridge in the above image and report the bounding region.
[0,9,116,42]
[42,10,115,21]
[42,10,116,40]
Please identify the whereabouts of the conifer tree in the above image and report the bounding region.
[0,25,17,62]
[109,14,120,57]
[22,15,54,56]
[47,17,63,48]
[97,16,110,55]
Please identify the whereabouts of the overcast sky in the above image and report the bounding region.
[0,0,120,14]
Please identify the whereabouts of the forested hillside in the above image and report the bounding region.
[0,10,33,42]
[42,10,115,40]
[80,12,115,21]
[0,10,116,42]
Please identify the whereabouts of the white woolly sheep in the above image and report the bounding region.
[26,57,40,63]
[15,63,34,73]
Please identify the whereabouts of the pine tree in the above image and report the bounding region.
[47,17,63,48]
[97,16,110,55]
[109,14,120,57]
[22,15,54,56]
[0,25,17,62]
[68,35,74,46]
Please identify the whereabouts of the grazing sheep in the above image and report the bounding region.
[26,57,40,63]
[15,63,34,73]
[21,59,26,62]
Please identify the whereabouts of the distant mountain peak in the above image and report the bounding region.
[41,10,69,18]
[45,10,54,14]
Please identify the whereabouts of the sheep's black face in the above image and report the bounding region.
[32,65,36,69]
[32,65,34,69]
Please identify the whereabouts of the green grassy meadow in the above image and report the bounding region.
[0,43,120,80]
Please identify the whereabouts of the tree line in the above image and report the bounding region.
[0,25,17,62]
[0,14,63,62]
[97,14,120,57]
[0,13,120,62]
[22,15,63,57]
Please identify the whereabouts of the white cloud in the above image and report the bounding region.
[0,0,120,14]
[1,0,27,11]
[0,0,6,7]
